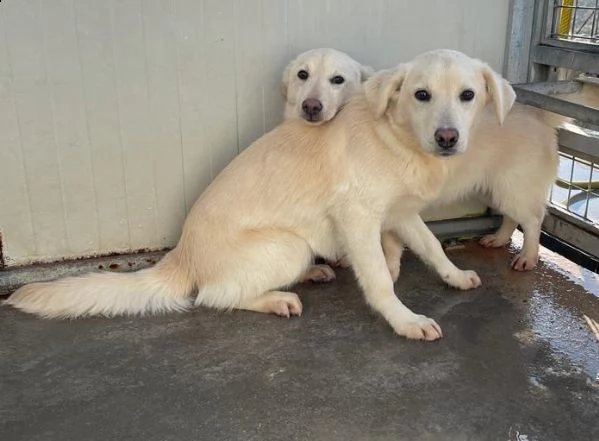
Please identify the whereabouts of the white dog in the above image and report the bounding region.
[282,48,372,275]
[7,50,520,341]
[282,48,372,124]
[378,66,562,274]
[420,105,561,271]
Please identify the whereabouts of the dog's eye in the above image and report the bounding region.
[297,70,309,81]
[460,89,475,102]
[330,75,345,85]
[414,90,431,102]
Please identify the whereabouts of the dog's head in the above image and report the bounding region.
[365,49,516,156]
[282,48,373,125]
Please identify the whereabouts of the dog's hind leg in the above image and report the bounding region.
[300,264,337,283]
[194,229,314,315]
[491,194,546,271]
[480,216,518,248]
[381,231,404,282]
[237,291,303,317]
[510,213,543,271]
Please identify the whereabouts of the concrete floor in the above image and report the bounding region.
[1,236,599,441]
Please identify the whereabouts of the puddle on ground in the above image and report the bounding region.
[511,231,599,298]
[506,232,599,381]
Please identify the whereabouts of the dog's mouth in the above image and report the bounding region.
[434,147,467,157]
[422,141,461,157]
[436,149,458,157]
[301,113,324,124]
[430,138,465,157]
[300,104,344,125]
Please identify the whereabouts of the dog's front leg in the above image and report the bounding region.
[337,214,442,341]
[392,214,482,290]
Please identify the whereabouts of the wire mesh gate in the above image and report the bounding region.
[507,0,599,268]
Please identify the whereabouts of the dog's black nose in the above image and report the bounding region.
[434,128,459,149]
[302,98,323,117]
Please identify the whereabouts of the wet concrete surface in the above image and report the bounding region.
[1,236,599,441]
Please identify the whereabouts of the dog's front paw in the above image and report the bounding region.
[393,314,443,341]
[511,253,538,271]
[443,269,482,290]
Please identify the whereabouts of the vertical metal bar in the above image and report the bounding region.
[567,155,576,213]
[504,0,536,82]
[572,0,579,39]
[0,231,4,270]
[591,0,598,38]
[584,161,593,219]
[558,0,574,38]
[593,163,599,222]
[530,0,552,82]
[553,0,560,37]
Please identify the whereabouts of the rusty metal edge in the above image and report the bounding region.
[0,216,504,297]
[0,249,169,296]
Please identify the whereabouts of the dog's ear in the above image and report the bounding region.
[281,62,292,99]
[481,64,516,125]
[359,65,375,82]
[364,65,408,119]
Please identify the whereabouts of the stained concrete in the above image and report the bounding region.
[1,237,599,441]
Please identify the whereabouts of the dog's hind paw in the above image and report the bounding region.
[388,260,401,283]
[511,254,538,271]
[443,269,482,290]
[270,296,303,318]
[239,291,303,318]
[327,256,351,268]
[393,314,443,341]
[479,234,510,248]
[301,264,336,283]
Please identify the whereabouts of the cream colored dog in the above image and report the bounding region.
[282,48,372,275]
[420,105,560,271]
[282,48,372,124]
[283,50,561,273]
[378,65,561,274]
[6,50,521,341]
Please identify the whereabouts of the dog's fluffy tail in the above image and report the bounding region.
[546,82,599,128]
[542,110,571,129]
[4,250,195,319]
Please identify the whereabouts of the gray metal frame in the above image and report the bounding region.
[506,0,599,261]
[505,0,599,82]
[0,216,504,295]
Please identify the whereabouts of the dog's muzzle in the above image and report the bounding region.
[301,98,323,123]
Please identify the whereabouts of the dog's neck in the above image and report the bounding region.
[378,113,443,165]
[371,112,450,201]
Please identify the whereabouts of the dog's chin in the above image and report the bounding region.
[434,148,460,157]
[425,142,466,158]
[300,114,326,125]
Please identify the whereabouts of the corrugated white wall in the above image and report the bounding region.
[0,0,509,266]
